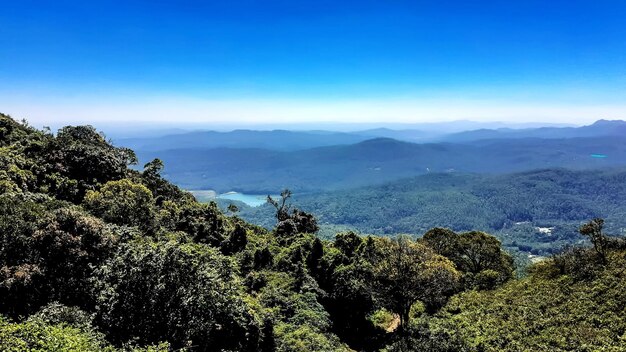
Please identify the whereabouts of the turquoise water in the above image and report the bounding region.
[217,192,273,207]
[189,190,277,207]
[591,154,608,158]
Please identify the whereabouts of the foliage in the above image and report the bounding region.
[84,179,156,230]
[0,194,116,317]
[381,318,468,352]
[268,189,319,238]
[437,249,626,351]
[372,236,460,325]
[368,308,397,331]
[139,158,190,204]
[233,168,626,261]
[275,322,351,352]
[0,314,115,352]
[2,114,626,351]
[93,238,261,351]
[424,229,514,289]
[579,218,609,263]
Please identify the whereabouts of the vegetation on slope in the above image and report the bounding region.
[1,113,625,351]
[132,134,626,193]
[430,228,626,351]
[232,169,626,257]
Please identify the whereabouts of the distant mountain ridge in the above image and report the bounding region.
[137,135,626,193]
[116,120,624,152]
[117,129,372,151]
[231,167,626,255]
[442,119,626,142]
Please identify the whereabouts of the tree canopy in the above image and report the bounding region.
[1,113,625,351]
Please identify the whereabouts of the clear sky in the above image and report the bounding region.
[1,0,625,126]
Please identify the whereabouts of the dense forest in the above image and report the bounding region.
[2,112,626,351]
[129,124,626,193]
[231,169,626,258]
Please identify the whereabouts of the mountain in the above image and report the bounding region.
[116,129,372,151]
[351,128,436,142]
[441,119,626,142]
[138,135,626,193]
[4,113,626,351]
[224,167,626,257]
[114,120,588,151]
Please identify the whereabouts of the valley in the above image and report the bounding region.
[117,121,626,263]
[5,1,626,349]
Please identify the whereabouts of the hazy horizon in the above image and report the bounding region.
[30,118,581,134]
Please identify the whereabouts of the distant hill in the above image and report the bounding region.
[351,128,436,142]
[441,119,626,142]
[138,135,626,193]
[116,129,372,151]
[114,120,591,151]
[229,168,626,256]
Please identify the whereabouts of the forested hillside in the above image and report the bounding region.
[2,113,626,351]
[118,129,372,152]
[226,169,626,258]
[132,134,626,193]
[441,119,626,142]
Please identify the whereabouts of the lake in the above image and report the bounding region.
[190,190,275,207]
[217,192,273,207]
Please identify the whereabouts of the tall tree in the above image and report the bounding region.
[423,229,514,289]
[579,218,609,264]
[372,236,459,330]
[93,239,260,351]
[267,189,319,238]
[83,179,156,231]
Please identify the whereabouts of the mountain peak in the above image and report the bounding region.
[591,119,626,126]
[357,137,406,145]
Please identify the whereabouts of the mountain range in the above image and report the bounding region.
[227,167,626,256]
[133,137,625,193]
[441,119,626,142]
[115,120,594,151]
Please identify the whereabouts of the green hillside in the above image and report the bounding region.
[2,113,626,351]
[133,134,626,193]
[231,169,626,258]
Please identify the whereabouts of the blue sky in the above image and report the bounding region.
[1,0,625,125]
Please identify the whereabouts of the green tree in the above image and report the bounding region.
[33,208,117,309]
[170,200,227,245]
[221,224,248,255]
[0,194,48,317]
[140,158,188,204]
[579,218,608,264]
[227,203,240,215]
[0,199,116,318]
[275,322,351,352]
[93,239,261,351]
[44,125,137,201]
[373,236,459,330]
[268,189,293,222]
[319,251,379,350]
[423,229,514,290]
[268,189,319,238]
[0,315,116,352]
[84,179,156,230]
[422,228,459,258]
[456,231,514,288]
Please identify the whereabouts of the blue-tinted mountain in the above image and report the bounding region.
[442,119,626,142]
[139,135,626,193]
[351,128,435,142]
[116,129,372,151]
[114,120,591,151]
